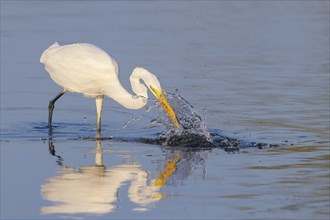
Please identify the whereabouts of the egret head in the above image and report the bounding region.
[131,67,180,128]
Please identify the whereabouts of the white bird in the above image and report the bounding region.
[40,42,180,132]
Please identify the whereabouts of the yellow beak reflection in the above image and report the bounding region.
[150,86,180,128]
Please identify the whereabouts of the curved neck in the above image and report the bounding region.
[104,73,148,110]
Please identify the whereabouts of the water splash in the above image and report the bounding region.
[154,90,215,147]
[122,115,144,129]
[123,90,275,152]
[122,101,159,129]
[148,90,273,152]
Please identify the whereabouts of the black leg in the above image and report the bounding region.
[48,128,64,166]
[48,90,65,128]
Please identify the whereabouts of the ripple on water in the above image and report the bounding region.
[2,92,282,153]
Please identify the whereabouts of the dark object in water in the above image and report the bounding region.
[165,131,214,148]
[211,133,241,152]
[137,92,278,152]
[138,126,279,152]
[140,131,246,152]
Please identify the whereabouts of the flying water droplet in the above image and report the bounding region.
[122,114,146,128]
[146,102,158,112]
[152,91,214,146]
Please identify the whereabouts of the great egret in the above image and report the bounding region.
[40,42,180,132]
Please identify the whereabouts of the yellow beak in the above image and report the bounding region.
[150,86,180,128]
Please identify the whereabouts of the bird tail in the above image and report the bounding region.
[40,42,61,64]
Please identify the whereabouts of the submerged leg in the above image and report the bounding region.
[48,90,65,128]
[95,96,104,133]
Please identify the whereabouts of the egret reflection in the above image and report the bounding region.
[42,133,209,215]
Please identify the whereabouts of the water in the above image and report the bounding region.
[142,92,256,151]
[1,1,329,219]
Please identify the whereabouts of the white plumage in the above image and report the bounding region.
[40,42,179,132]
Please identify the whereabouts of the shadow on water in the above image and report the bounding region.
[42,131,209,215]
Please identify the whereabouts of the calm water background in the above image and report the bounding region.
[1,1,329,219]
